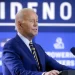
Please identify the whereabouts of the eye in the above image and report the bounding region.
[29,20,34,22]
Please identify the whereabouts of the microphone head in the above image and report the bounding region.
[70,47,75,55]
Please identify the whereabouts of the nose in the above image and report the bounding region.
[34,21,38,27]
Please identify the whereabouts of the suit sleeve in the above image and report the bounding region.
[45,53,73,71]
[2,49,42,75]
[37,44,73,71]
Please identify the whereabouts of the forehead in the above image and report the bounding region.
[23,10,38,20]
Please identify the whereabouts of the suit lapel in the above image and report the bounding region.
[15,35,39,68]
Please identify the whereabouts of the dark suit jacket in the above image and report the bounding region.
[2,35,72,75]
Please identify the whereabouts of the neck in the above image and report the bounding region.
[21,33,33,41]
[18,31,34,41]
[24,35,33,41]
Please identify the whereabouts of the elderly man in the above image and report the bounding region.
[2,8,72,75]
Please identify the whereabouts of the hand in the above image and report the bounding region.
[44,70,60,75]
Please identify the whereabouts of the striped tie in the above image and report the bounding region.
[29,42,40,70]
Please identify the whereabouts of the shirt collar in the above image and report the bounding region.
[18,32,32,49]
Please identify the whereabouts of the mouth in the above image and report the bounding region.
[32,29,38,31]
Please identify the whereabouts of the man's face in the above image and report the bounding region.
[20,11,38,37]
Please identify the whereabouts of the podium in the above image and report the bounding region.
[59,70,75,75]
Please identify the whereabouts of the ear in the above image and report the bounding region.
[18,21,23,28]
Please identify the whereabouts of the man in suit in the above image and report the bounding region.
[2,8,73,75]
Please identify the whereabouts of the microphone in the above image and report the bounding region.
[70,47,75,55]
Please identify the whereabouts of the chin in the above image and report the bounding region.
[30,32,38,37]
[34,33,38,36]
[31,34,37,37]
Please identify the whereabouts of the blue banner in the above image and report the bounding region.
[0,0,75,74]
[0,0,75,26]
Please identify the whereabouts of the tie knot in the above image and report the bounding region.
[29,42,35,50]
[29,42,33,46]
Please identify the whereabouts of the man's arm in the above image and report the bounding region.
[45,53,73,71]
[37,44,72,71]
[2,49,60,75]
[2,49,42,75]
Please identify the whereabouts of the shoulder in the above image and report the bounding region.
[3,37,17,50]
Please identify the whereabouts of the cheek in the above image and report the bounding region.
[26,26,32,33]
[23,23,29,30]
[22,23,33,32]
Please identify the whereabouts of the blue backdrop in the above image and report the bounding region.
[0,0,75,74]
